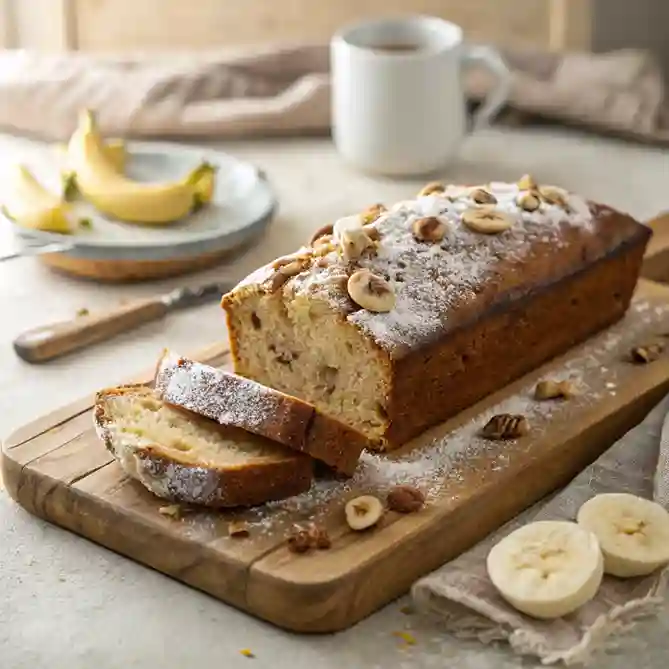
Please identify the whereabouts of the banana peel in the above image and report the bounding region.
[66,109,217,224]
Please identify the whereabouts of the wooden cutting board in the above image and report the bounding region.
[5,279,669,633]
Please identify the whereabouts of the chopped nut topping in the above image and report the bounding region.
[517,174,538,191]
[309,223,334,246]
[462,206,514,234]
[347,269,395,312]
[471,188,497,205]
[418,182,445,197]
[361,203,387,225]
[412,216,447,242]
[517,192,541,212]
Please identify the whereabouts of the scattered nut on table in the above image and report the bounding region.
[287,528,312,553]
[387,485,425,513]
[158,504,182,519]
[306,524,332,549]
[481,414,530,440]
[534,379,576,400]
[228,520,250,538]
[630,342,665,364]
[345,495,384,531]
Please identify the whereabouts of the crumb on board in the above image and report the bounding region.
[79,218,93,229]
[239,649,255,658]
[392,631,416,646]
[158,504,182,519]
[76,307,90,317]
[399,605,415,615]
[228,520,250,538]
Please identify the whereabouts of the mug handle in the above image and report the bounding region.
[461,45,511,132]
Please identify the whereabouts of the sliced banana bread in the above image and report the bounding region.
[94,385,313,508]
[153,350,367,475]
[221,178,651,450]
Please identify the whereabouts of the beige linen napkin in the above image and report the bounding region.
[412,396,669,666]
[0,45,666,145]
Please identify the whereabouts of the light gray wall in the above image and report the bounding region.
[593,0,669,80]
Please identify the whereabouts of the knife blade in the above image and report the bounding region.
[13,280,234,364]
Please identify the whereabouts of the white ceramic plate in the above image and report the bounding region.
[4,142,276,261]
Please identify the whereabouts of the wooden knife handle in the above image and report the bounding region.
[13,298,169,363]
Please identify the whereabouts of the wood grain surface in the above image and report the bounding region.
[5,280,669,632]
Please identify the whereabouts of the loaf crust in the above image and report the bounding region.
[221,180,651,450]
[153,351,367,475]
[94,385,313,508]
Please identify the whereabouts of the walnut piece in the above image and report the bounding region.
[481,414,529,440]
[287,528,312,553]
[387,485,425,513]
[307,524,332,549]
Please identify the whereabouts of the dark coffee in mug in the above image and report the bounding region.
[370,42,422,53]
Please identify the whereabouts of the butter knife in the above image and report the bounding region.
[13,281,233,364]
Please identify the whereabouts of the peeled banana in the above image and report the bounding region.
[67,110,215,224]
[577,493,669,578]
[2,165,73,234]
[486,520,603,619]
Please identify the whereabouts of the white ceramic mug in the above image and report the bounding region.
[331,15,511,176]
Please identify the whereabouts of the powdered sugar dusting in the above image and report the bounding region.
[252,181,605,354]
[155,351,287,433]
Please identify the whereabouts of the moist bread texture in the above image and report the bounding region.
[221,179,651,450]
[94,385,313,507]
[153,350,367,475]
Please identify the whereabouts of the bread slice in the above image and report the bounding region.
[94,385,313,508]
[153,350,367,475]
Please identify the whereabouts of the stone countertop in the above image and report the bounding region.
[1,127,668,668]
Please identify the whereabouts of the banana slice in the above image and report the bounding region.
[347,269,395,312]
[577,493,669,578]
[461,206,514,234]
[486,520,603,619]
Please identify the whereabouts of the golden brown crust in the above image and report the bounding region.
[94,385,313,508]
[153,352,366,475]
[382,225,649,448]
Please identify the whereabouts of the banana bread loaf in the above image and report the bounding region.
[221,177,651,450]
